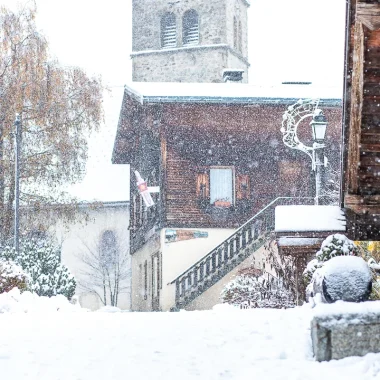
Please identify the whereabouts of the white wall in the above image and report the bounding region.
[160,228,235,311]
[52,204,130,311]
[130,231,161,311]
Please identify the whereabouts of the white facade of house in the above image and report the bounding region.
[52,201,131,311]
[130,227,271,312]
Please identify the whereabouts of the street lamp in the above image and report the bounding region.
[14,114,21,255]
[310,109,328,142]
[310,109,328,205]
[281,99,328,205]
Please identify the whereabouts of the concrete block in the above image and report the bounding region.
[311,305,380,361]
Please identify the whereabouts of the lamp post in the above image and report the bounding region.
[281,99,328,206]
[14,114,21,255]
[310,110,328,205]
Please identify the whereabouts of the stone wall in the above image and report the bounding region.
[131,0,249,83]
[132,0,228,51]
[132,46,248,83]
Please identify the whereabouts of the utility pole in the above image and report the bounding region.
[14,114,21,255]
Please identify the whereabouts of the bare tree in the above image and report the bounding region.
[76,229,131,307]
[0,5,104,240]
[320,163,340,205]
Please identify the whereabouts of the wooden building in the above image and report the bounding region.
[342,0,380,240]
[112,82,342,311]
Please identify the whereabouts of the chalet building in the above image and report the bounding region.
[112,82,342,311]
[131,0,250,83]
[341,0,380,241]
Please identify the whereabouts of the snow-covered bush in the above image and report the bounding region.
[221,272,295,309]
[304,234,358,287]
[0,237,76,300]
[316,234,358,263]
[0,260,29,294]
[0,287,84,313]
[304,234,362,301]
[320,256,372,303]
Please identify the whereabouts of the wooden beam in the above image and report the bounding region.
[345,193,380,213]
[357,3,380,31]
[347,21,364,193]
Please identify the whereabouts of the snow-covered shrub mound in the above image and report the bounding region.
[0,287,84,313]
[221,274,295,309]
[304,234,358,290]
[0,237,76,300]
[316,233,358,263]
[321,256,372,303]
[305,234,372,303]
[0,259,29,294]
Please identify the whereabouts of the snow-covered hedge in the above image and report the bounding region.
[0,237,76,300]
[221,273,295,309]
[0,287,84,313]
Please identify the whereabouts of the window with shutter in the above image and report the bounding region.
[210,167,234,207]
[236,174,250,200]
[161,13,177,48]
[183,10,199,46]
[196,171,209,199]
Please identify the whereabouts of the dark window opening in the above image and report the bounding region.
[183,10,199,46]
[161,13,177,48]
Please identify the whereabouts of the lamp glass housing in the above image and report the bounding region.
[311,114,328,141]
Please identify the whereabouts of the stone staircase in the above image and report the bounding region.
[171,197,315,309]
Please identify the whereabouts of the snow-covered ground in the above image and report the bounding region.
[1,292,380,380]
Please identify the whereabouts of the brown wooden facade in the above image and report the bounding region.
[113,86,342,254]
[342,1,380,239]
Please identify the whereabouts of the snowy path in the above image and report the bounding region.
[1,306,380,380]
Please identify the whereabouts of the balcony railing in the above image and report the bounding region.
[170,196,316,309]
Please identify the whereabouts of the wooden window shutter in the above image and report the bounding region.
[236,174,250,200]
[196,172,209,199]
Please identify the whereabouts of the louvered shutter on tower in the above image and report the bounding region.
[161,13,177,48]
[183,10,199,46]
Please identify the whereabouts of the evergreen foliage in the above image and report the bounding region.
[315,234,358,263]
[0,259,29,294]
[0,238,76,299]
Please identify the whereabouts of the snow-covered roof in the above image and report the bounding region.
[124,82,342,105]
[277,237,322,247]
[275,205,346,233]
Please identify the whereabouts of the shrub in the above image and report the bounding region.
[0,237,76,300]
[304,234,360,299]
[0,260,29,294]
[316,234,358,263]
[221,272,295,309]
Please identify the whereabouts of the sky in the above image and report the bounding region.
[1,0,347,202]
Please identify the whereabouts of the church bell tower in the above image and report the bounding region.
[131,0,250,83]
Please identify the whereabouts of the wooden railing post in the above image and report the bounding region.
[211,251,217,273]
[224,241,229,262]
[175,280,180,302]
